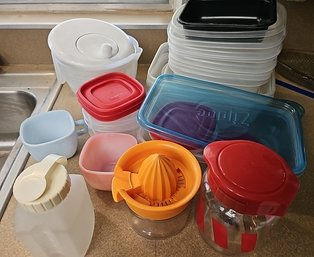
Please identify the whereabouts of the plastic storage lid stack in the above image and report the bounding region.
[77,72,145,137]
[48,18,142,93]
[165,2,287,93]
[138,74,306,176]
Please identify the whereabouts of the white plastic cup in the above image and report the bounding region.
[82,108,140,138]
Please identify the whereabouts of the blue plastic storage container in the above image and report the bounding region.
[137,74,306,175]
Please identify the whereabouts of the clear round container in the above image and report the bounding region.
[127,203,192,239]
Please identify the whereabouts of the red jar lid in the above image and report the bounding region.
[77,72,145,121]
[203,140,299,216]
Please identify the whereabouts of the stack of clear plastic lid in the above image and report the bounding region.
[146,42,276,97]
[166,3,287,93]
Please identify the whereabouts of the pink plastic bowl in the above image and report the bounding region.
[79,133,137,191]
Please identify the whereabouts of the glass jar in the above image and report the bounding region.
[197,172,279,254]
[196,140,299,254]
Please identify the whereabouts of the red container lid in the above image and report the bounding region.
[203,140,299,216]
[77,72,145,121]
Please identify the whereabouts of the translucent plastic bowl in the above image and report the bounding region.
[82,109,140,137]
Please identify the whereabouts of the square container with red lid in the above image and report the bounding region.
[77,72,145,136]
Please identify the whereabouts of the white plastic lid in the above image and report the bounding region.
[13,154,70,213]
[48,18,134,68]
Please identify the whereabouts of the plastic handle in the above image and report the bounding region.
[75,119,88,136]
[14,155,67,203]
[112,170,141,202]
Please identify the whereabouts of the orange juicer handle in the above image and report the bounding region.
[112,169,141,202]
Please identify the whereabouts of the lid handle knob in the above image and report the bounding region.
[99,43,115,58]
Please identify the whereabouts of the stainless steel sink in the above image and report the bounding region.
[0,72,62,218]
[0,91,36,169]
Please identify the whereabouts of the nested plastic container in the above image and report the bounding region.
[147,43,276,95]
[166,3,286,92]
[112,140,201,239]
[197,140,299,255]
[13,154,95,257]
[77,72,145,137]
[48,18,142,93]
[137,74,306,175]
[146,42,172,89]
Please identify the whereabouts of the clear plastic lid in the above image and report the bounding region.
[168,50,277,75]
[146,43,276,96]
[167,37,283,61]
[137,74,306,175]
[168,23,286,51]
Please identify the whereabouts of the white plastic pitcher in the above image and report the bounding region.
[13,154,95,257]
[48,18,143,92]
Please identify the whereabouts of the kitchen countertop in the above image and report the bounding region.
[0,65,313,257]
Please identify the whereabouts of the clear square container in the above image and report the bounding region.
[137,74,306,175]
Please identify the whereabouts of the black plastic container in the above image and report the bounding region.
[178,0,277,32]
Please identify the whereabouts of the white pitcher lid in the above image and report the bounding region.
[13,154,70,213]
[48,18,135,67]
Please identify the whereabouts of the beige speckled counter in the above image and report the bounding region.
[0,66,313,257]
